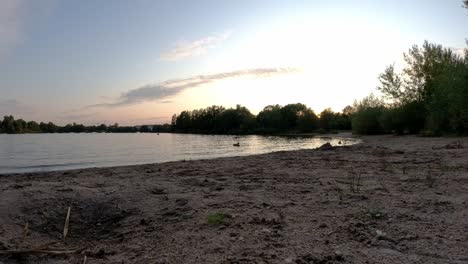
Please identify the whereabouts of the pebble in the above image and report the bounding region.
[334,250,344,260]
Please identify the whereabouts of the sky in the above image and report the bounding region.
[0,0,467,125]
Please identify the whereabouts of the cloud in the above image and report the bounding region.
[452,47,467,57]
[89,68,298,108]
[0,0,24,62]
[160,32,230,61]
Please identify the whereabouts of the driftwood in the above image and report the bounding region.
[0,206,80,256]
[0,241,79,256]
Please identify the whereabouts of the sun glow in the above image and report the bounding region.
[180,15,413,115]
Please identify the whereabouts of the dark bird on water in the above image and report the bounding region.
[233,142,240,147]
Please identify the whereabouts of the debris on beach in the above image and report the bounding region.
[442,140,464,149]
[317,142,334,150]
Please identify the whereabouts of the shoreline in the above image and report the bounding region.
[0,132,359,176]
[1,135,467,263]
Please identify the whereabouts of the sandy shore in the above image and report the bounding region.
[0,135,467,263]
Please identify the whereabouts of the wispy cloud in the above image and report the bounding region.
[160,32,230,61]
[89,68,298,108]
[0,0,24,62]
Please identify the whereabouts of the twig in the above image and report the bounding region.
[0,249,79,255]
[23,222,29,241]
[63,206,71,239]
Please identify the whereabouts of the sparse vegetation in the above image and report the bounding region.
[206,212,229,225]
[362,208,385,220]
[348,169,362,193]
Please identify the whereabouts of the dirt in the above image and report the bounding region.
[0,135,467,263]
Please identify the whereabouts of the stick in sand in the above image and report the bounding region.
[63,207,71,239]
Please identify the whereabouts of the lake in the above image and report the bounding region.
[0,133,359,174]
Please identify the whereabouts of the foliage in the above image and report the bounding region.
[206,212,229,225]
[351,95,386,134]
[356,40,468,135]
[2,102,355,135]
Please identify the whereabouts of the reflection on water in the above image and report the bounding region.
[0,133,359,174]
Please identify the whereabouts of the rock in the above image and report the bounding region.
[175,198,188,206]
[443,141,464,149]
[317,142,334,150]
[334,250,344,260]
[376,229,386,239]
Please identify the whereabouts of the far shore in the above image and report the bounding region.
[1,135,467,263]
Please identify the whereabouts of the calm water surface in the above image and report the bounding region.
[0,133,359,174]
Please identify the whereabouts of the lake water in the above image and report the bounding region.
[0,133,359,174]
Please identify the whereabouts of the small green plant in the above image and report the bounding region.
[206,212,229,225]
[365,208,385,219]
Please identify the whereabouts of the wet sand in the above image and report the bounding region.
[0,135,467,263]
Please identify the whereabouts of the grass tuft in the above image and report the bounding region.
[206,212,229,225]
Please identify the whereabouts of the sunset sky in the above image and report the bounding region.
[1,0,467,125]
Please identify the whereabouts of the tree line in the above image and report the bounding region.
[1,104,352,134]
[172,104,351,134]
[0,103,351,134]
[352,40,468,135]
[0,116,172,134]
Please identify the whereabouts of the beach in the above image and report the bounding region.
[0,135,467,263]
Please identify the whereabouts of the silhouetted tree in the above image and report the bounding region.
[351,94,386,134]
[2,116,15,134]
[257,105,283,131]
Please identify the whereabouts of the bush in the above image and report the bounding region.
[351,94,386,135]
[352,107,385,134]
[379,102,426,134]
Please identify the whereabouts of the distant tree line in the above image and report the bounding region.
[0,116,172,134]
[172,104,351,134]
[352,41,468,135]
[1,104,353,135]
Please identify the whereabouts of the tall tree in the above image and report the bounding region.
[378,41,460,104]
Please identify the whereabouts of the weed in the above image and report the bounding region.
[381,163,394,173]
[362,208,385,219]
[206,212,229,225]
[377,175,389,193]
[348,169,362,193]
[331,180,344,200]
